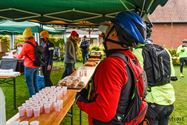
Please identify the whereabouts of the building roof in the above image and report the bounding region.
[150,0,187,23]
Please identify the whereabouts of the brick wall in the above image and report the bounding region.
[151,23,187,49]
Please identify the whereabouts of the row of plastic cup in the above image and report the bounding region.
[18,86,66,118]
[77,68,88,77]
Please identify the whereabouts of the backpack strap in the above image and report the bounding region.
[110,52,138,122]
[110,52,137,91]
[25,42,37,48]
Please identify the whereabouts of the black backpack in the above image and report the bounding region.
[142,44,171,86]
[26,42,44,67]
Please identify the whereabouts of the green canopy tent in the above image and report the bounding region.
[0,20,40,49]
[0,20,40,33]
[0,20,64,33]
[0,0,169,49]
[0,0,168,24]
[0,20,64,49]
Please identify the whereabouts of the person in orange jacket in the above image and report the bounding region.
[15,28,39,97]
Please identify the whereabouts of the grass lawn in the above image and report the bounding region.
[0,62,187,125]
[169,66,187,125]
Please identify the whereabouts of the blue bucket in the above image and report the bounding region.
[37,75,45,90]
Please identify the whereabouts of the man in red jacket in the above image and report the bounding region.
[76,11,147,125]
[16,28,39,97]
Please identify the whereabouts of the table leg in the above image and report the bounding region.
[13,78,16,109]
[80,110,82,125]
[71,105,73,125]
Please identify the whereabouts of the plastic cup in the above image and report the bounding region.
[29,97,33,101]
[51,86,56,90]
[38,104,44,114]
[33,107,40,118]
[32,95,37,98]
[57,100,63,109]
[54,102,61,112]
[78,70,83,77]
[19,121,29,125]
[56,86,61,90]
[45,87,50,91]
[57,90,64,98]
[44,103,51,113]
[38,101,44,105]
[30,121,39,125]
[22,103,30,108]
[48,100,55,111]
[35,93,40,96]
[51,95,57,101]
[18,106,25,117]
[30,102,37,107]
[62,86,67,95]
[26,107,33,118]
[57,92,62,100]
[12,121,19,125]
[25,100,31,104]
[84,70,87,76]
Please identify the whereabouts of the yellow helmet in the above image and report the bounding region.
[23,28,33,38]
[40,30,49,39]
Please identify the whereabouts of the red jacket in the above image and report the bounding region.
[77,50,145,125]
[16,39,38,68]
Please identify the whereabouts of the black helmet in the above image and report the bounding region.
[145,22,153,39]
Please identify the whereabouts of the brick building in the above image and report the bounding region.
[149,0,187,49]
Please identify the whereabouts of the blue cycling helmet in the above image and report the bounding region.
[113,11,146,46]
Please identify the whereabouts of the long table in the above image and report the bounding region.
[70,65,99,88]
[0,74,20,109]
[6,61,100,125]
[6,90,77,125]
[69,65,100,125]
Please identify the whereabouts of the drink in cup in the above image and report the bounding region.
[19,121,29,125]
[33,107,40,118]
[30,121,39,125]
[12,121,19,125]
[44,103,51,114]
[18,106,25,117]
[54,101,61,112]
[26,107,33,118]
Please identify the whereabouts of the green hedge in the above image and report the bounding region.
[49,38,65,60]
[91,46,100,51]
[168,49,180,65]
[0,35,9,51]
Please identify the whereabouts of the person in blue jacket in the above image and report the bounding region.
[40,30,54,87]
[80,35,89,63]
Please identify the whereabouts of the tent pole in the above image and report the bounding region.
[63,29,67,44]
[38,23,44,45]
[89,27,91,39]
[10,34,15,50]
[34,33,40,45]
